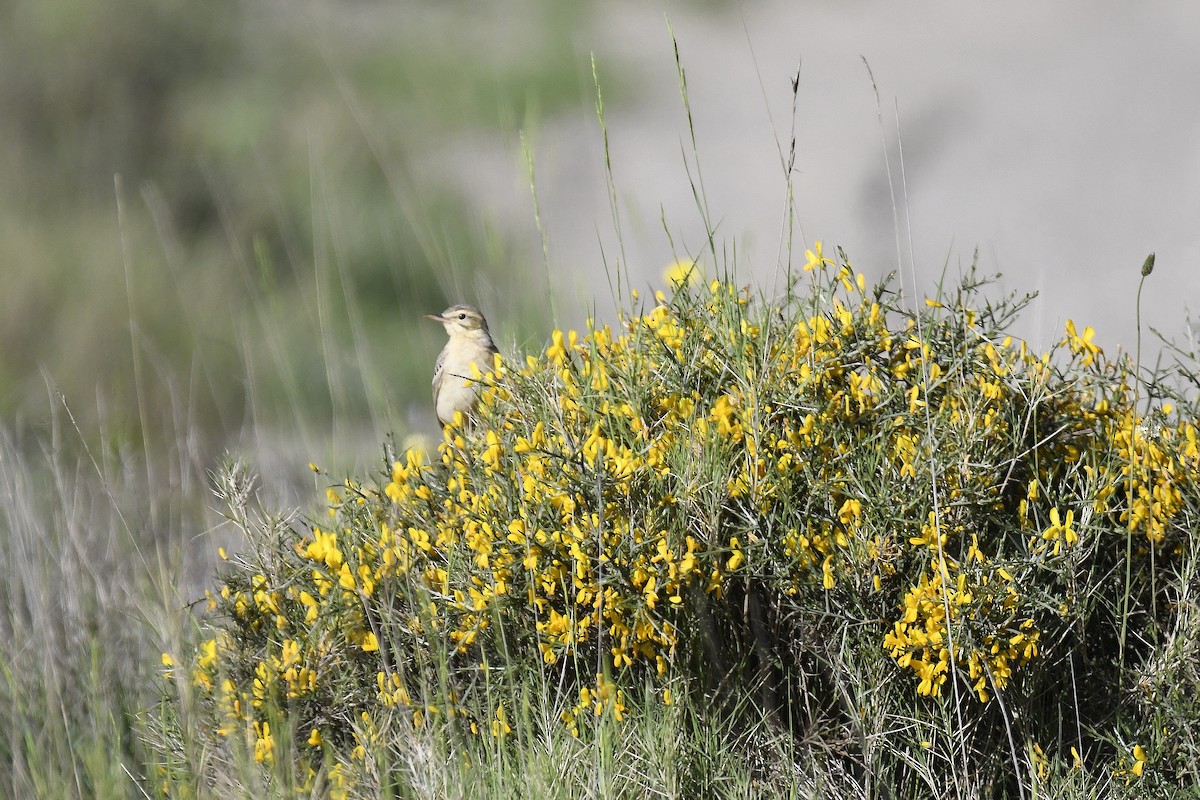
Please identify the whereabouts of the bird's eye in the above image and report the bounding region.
[458,313,467,320]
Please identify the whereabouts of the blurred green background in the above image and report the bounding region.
[0,0,618,471]
[6,0,1197,477]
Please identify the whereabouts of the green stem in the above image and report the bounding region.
[1118,253,1154,682]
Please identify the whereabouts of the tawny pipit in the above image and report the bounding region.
[427,304,499,425]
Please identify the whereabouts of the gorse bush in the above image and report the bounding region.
[159,248,1200,797]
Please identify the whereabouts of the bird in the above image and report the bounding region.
[426,304,500,426]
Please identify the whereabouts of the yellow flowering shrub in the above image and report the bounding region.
[174,250,1200,793]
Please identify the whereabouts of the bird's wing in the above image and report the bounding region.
[432,347,447,402]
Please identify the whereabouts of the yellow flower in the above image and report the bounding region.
[1132,744,1146,777]
[338,563,356,590]
[804,240,834,272]
[197,638,219,670]
[253,721,275,764]
[822,555,835,590]
[1030,742,1049,780]
[545,329,578,364]
[1041,507,1078,555]
[299,591,319,623]
[710,394,742,440]
[726,538,745,572]
[664,258,703,288]
[1064,319,1101,367]
[643,575,660,608]
[491,703,511,738]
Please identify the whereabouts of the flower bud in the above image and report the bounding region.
[1141,252,1155,277]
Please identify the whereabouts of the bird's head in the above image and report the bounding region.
[426,304,490,338]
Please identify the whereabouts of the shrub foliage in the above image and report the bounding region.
[161,249,1200,797]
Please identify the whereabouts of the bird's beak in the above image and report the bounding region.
[426,313,445,323]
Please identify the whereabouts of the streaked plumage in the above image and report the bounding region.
[426,304,499,425]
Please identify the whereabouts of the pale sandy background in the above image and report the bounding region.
[429,1,1199,364]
